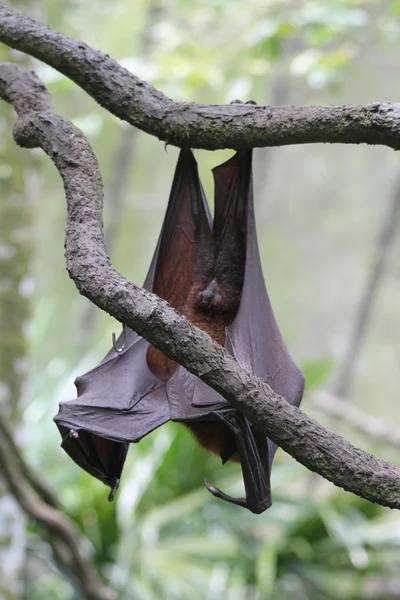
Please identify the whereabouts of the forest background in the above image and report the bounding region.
[1,0,400,598]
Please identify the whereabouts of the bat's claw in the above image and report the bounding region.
[108,478,120,502]
[204,478,247,509]
[230,99,257,105]
[204,478,270,514]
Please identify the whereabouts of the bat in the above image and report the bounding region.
[54,146,304,514]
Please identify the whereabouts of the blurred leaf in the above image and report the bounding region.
[302,359,334,390]
[388,0,400,16]
[256,545,277,598]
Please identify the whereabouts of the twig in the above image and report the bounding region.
[0,3,400,150]
[1,63,400,510]
[333,173,400,398]
[310,391,400,448]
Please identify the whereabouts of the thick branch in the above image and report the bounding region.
[1,3,400,150]
[1,63,399,510]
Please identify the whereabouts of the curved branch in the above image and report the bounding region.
[0,414,116,600]
[1,3,400,150]
[1,62,399,510]
[0,417,59,507]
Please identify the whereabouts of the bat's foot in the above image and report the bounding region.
[204,478,248,508]
[230,99,257,105]
[206,479,270,514]
[205,477,271,514]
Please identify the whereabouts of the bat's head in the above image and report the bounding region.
[196,278,242,325]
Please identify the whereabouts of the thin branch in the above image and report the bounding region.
[0,415,117,600]
[1,63,400,510]
[0,416,59,507]
[0,2,400,150]
[333,173,400,398]
[310,391,400,448]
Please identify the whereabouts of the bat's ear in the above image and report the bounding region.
[56,425,128,501]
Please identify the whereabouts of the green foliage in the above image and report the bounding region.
[303,359,334,391]
[388,0,400,15]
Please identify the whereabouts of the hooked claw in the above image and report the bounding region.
[204,478,248,510]
[107,478,120,502]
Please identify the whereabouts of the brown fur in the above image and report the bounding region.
[147,284,239,463]
[184,421,240,463]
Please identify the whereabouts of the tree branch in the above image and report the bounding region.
[0,413,117,600]
[311,391,400,449]
[0,417,59,507]
[333,172,400,398]
[1,62,400,511]
[0,2,400,150]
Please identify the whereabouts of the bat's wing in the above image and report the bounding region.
[151,150,213,310]
[55,336,170,499]
[54,150,217,498]
[152,150,230,419]
[203,151,304,513]
[225,153,305,454]
[205,411,272,513]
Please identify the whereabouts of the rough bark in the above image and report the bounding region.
[0,416,117,600]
